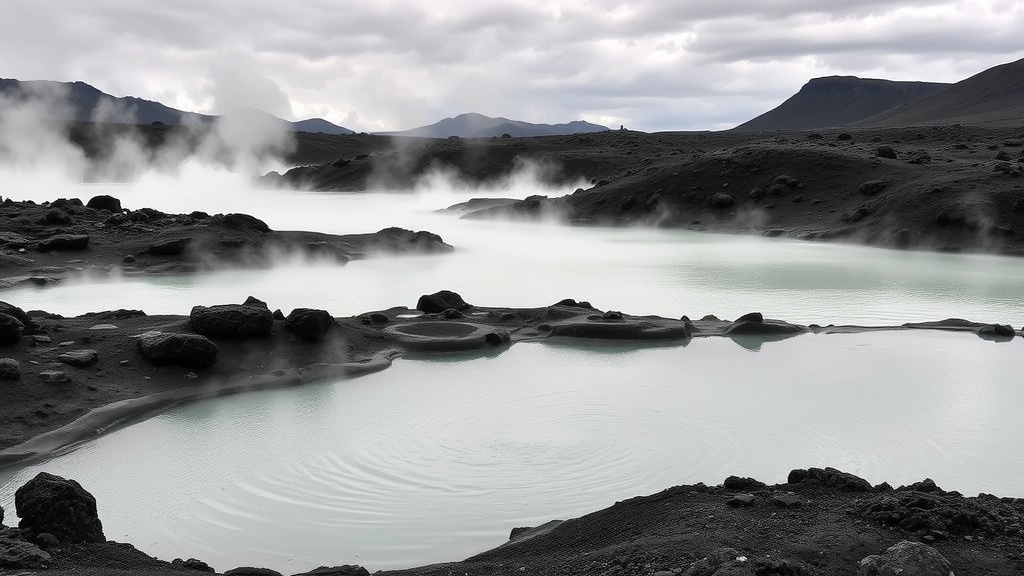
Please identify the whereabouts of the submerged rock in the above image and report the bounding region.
[858,540,953,576]
[14,472,105,543]
[137,331,218,368]
[190,304,274,339]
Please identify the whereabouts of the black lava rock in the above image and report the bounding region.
[86,195,122,212]
[190,304,274,339]
[14,472,105,543]
[285,308,335,340]
[137,332,218,368]
[417,290,471,313]
[37,234,90,252]
[0,313,24,345]
[787,467,872,492]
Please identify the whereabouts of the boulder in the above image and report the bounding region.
[190,304,274,339]
[223,213,270,233]
[787,467,872,492]
[734,312,763,323]
[285,308,335,340]
[417,290,471,313]
[36,234,90,252]
[726,493,755,507]
[14,472,105,543]
[0,537,52,569]
[0,301,32,328]
[875,145,898,159]
[723,475,766,490]
[858,541,953,576]
[0,313,24,345]
[137,332,218,368]
[977,324,1015,338]
[57,349,98,368]
[86,195,122,212]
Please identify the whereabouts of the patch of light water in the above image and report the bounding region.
[1,332,1022,573]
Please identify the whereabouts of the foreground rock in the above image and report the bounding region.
[137,331,218,368]
[190,304,274,339]
[2,467,1018,575]
[14,472,105,543]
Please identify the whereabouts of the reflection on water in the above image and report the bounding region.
[4,189,1024,325]
[2,332,1022,573]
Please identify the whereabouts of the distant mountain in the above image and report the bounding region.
[391,112,610,138]
[732,76,949,132]
[0,78,354,134]
[853,57,1024,128]
[292,117,355,135]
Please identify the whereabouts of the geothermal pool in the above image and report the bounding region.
[1,332,1022,572]
[1,177,1024,572]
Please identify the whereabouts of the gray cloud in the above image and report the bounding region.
[2,0,1022,131]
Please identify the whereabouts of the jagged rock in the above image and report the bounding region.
[190,304,274,339]
[417,290,471,313]
[0,313,24,345]
[36,234,90,252]
[285,308,335,340]
[272,309,286,321]
[57,349,98,368]
[224,568,284,576]
[858,541,953,576]
[172,557,215,572]
[787,467,872,492]
[147,237,192,256]
[854,481,1023,538]
[86,195,122,212]
[137,332,218,368]
[292,566,371,576]
[243,296,269,309]
[0,537,51,569]
[723,476,766,490]
[14,472,105,543]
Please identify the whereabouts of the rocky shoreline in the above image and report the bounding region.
[0,195,453,290]
[1,289,1020,463]
[272,127,1024,256]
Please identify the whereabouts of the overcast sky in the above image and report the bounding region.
[3,1,1023,131]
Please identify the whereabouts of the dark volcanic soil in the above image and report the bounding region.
[270,126,1024,255]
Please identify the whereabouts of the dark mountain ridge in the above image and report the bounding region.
[732,76,950,131]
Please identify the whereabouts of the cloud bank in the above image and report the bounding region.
[2,0,1023,131]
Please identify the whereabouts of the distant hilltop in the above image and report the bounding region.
[733,57,1024,131]
[0,78,607,137]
